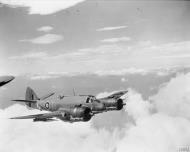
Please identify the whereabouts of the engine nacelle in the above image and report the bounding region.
[72,107,92,121]
[116,98,124,110]
[61,107,92,122]
[102,98,124,111]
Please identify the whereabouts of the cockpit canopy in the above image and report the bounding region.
[86,96,100,103]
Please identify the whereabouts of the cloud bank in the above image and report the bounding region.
[0,0,85,15]
[97,26,127,31]
[9,52,48,60]
[6,41,190,75]
[101,37,131,43]
[151,73,190,119]
[37,26,53,32]
[20,34,63,44]
[1,73,190,152]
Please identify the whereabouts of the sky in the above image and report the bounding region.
[0,0,190,75]
[0,0,190,152]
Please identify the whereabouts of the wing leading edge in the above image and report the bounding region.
[98,90,128,100]
[10,111,62,120]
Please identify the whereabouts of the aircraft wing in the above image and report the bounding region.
[98,90,128,100]
[40,92,55,100]
[10,111,62,120]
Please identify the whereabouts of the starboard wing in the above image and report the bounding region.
[98,90,128,100]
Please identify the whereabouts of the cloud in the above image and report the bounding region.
[0,104,120,152]
[96,26,127,31]
[30,75,61,80]
[95,68,148,76]
[9,52,48,60]
[126,89,152,121]
[155,54,190,59]
[28,67,148,80]
[117,113,190,152]
[20,34,63,44]
[101,37,131,43]
[0,0,85,15]
[6,40,190,76]
[121,77,127,82]
[29,72,70,80]
[37,26,53,32]
[1,73,190,152]
[120,79,190,152]
[94,73,190,151]
[28,71,87,80]
[150,73,190,119]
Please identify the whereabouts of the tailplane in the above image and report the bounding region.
[24,87,39,108]
[25,87,39,100]
[12,87,54,109]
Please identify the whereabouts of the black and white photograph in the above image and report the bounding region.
[0,0,190,152]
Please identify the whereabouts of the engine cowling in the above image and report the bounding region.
[61,107,92,122]
[71,107,92,121]
[116,99,124,110]
[102,98,125,111]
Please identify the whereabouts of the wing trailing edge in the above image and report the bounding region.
[10,111,62,120]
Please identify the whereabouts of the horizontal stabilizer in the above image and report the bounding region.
[12,99,37,103]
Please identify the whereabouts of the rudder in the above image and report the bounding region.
[25,87,39,108]
[25,87,39,100]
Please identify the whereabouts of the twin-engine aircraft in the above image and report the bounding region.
[11,87,94,122]
[11,87,127,122]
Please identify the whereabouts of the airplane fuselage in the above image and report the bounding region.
[33,99,106,114]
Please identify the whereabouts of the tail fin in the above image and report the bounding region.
[25,87,39,100]
[25,87,39,108]
[13,87,53,110]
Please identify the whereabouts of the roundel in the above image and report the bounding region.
[45,102,49,109]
